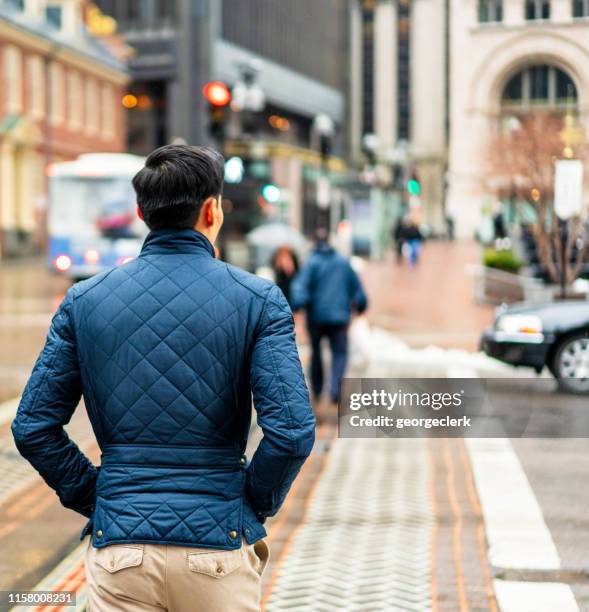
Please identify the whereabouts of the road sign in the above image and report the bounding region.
[554,159,584,220]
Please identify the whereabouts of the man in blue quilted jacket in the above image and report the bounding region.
[12,144,316,611]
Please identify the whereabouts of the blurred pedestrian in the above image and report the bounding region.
[292,229,368,410]
[445,213,455,241]
[404,221,423,266]
[392,216,407,263]
[493,202,507,240]
[272,245,299,306]
[12,145,315,612]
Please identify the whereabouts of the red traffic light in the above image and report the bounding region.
[203,81,231,107]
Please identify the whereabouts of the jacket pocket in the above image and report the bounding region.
[252,539,270,576]
[187,549,243,579]
[94,545,144,574]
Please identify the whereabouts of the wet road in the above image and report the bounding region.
[0,259,70,404]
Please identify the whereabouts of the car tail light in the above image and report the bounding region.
[54,254,72,272]
[84,249,100,265]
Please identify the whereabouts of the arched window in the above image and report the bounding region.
[501,65,577,110]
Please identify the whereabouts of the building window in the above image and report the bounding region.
[67,69,83,130]
[156,0,176,24]
[46,5,63,29]
[573,0,589,17]
[27,55,45,119]
[50,62,65,125]
[100,83,115,139]
[398,0,411,141]
[361,0,375,137]
[85,77,99,135]
[479,0,503,22]
[126,0,141,25]
[502,65,577,109]
[6,0,25,11]
[526,0,550,20]
[4,45,23,114]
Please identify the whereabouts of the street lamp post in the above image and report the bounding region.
[361,133,380,181]
[312,114,335,233]
[554,98,585,298]
[231,60,266,138]
[387,139,410,212]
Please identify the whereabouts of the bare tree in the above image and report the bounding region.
[486,111,588,286]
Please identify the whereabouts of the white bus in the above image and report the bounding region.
[47,153,146,279]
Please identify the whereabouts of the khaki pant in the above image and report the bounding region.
[84,536,270,612]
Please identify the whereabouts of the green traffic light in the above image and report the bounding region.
[261,184,281,203]
[407,179,421,195]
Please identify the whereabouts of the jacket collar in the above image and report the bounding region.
[314,240,335,256]
[139,229,216,257]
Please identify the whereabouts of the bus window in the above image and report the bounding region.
[49,177,144,240]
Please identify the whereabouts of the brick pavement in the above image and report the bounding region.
[363,241,494,352]
[262,433,497,612]
[0,405,97,593]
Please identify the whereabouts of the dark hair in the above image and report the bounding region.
[132,144,225,230]
[315,227,329,243]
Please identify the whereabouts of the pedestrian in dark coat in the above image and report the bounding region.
[272,245,299,306]
[291,232,368,405]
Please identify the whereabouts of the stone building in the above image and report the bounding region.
[0,0,127,256]
[351,0,589,237]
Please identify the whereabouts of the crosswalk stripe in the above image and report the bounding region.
[451,360,580,611]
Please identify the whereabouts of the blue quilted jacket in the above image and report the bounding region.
[12,229,315,550]
[291,242,368,325]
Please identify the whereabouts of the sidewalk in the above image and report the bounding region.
[262,332,580,612]
[264,437,496,612]
[263,335,502,612]
[363,240,494,352]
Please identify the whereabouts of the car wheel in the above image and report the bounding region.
[551,333,589,394]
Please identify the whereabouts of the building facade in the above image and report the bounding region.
[95,0,348,151]
[94,0,350,261]
[0,0,128,256]
[447,0,589,237]
[351,0,589,238]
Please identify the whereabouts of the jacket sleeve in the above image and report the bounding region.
[247,285,316,518]
[349,266,368,314]
[11,288,98,518]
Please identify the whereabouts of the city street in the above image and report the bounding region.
[2,0,589,610]
[1,243,588,611]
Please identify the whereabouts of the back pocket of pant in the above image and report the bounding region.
[187,549,243,579]
[94,545,144,574]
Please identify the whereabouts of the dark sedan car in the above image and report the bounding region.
[481,300,589,393]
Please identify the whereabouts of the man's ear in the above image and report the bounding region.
[203,196,217,226]
[136,206,143,221]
